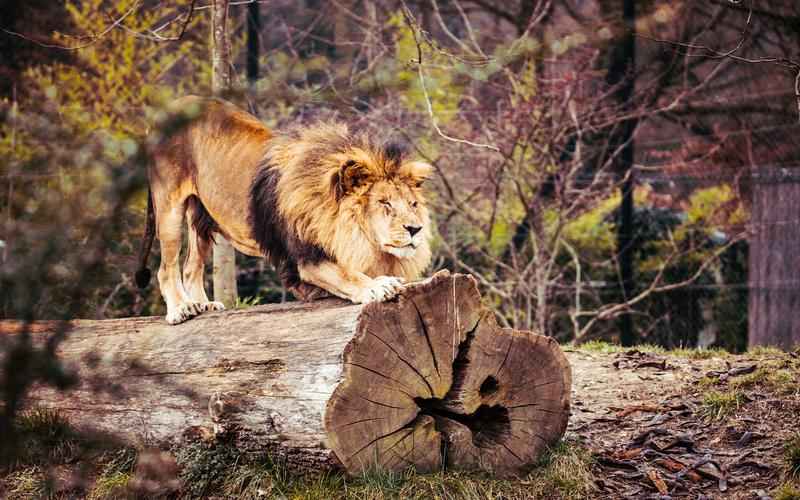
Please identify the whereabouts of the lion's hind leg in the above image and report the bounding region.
[184,196,225,313]
[154,194,202,325]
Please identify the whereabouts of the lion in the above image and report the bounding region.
[135,96,433,324]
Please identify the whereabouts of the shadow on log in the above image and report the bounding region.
[1,271,571,477]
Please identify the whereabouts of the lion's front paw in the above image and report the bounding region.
[165,302,202,325]
[201,301,226,312]
[354,276,405,304]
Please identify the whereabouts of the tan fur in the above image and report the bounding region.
[139,96,433,324]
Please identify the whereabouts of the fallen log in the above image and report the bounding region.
[2,271,571,477]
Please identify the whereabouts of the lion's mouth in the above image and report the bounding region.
[386,243,417,250]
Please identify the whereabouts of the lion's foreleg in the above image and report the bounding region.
[297,261,404,304]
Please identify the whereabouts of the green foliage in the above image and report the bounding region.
[88,471,132,500]
[387,12,463,122]
[29,0,207,137]
[774,482,800,500]
[2,466,51,500]
[88,449,137,499]
[0,0,209,321]
[730,365,796,394]
[234,295,263,310]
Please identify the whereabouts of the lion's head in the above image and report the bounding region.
[256,123,433,280]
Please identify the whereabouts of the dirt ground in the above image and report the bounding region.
[565,345,800,499]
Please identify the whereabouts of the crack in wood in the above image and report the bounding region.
[344,362,416,399]
[347,416,420,460]
[366,329,435,397]
[410,298,441,378]
[355,394,410,410]
[416,400,512,448]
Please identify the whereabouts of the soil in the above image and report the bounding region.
[565,347,800,499]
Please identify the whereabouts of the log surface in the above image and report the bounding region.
[326,272,571,476]
[2,271,571,476]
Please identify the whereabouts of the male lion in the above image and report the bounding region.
[136,96,432,324]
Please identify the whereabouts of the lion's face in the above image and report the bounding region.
[365,180,429,259]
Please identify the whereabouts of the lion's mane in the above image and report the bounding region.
[249,122,432,281]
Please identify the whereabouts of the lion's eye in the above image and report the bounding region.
[411,201,418,208]
[379,199,392,208]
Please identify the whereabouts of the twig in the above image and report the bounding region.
[400,4,500,152]
[2,1,141,50]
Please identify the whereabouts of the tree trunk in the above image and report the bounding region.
[5,271,571,477]
[210,0,238,308]
[748,166,800,350]
[607,0,637,346]
[246,1,260,86]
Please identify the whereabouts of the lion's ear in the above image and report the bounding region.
[399,161,433,188]
[333,159,371,199]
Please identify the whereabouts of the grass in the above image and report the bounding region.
[774,482,800,500]
[700,389,746,420]
[12,407,82,467]
[175,441,241,498]
[577,340,729,359]
[669,347,729,359]
[786,434,800,480]
[234,295,262,309]
[87,448,137,500]
[577,340,664,354]
[730,365,797,394]
[1,410,593,500]
[2,466,51,500]
[175,439,593,500]
[88,471,132,500]
[749,346,787,357]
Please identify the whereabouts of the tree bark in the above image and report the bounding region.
[210,0,238,308]
[607,0,637,346]
[246,1,260,86]
[4,271,571,477]
[748,167,800,350]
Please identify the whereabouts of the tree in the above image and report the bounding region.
[605,0,637,346]
[210,0,238,308]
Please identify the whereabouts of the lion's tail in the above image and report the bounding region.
[135,189,156,289]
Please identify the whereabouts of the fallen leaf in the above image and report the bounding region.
[655,457,703,482]
[647,469,669,495]
[614,404,663,418]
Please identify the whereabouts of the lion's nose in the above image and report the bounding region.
[404,225,422,237]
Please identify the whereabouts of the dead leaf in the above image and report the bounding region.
[614,404,663,418]
[647,469,669,495]
[614,447,643,460]
[655,457,703,482]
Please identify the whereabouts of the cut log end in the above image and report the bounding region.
[324,271,571,477]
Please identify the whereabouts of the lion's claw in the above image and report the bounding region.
[355,276,406,304]
[201,301,225,312]
[165,302,202,325]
